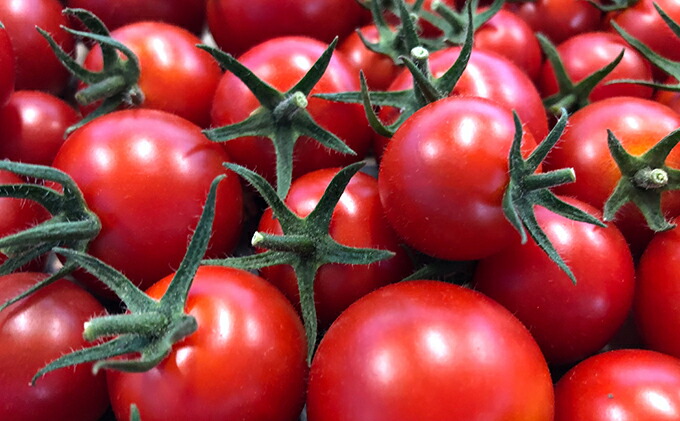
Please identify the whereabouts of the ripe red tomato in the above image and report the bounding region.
[379,96,536,261]
[210,36,373,185]
[0,23,14,106]
[307,280,554,421]
[0,0,75,94]
[107,266,308,421]
[51,109,243,292]
[0,91,79,165]
[339,24,402,91]
[82,22,222,127]
[0,272,109,421]
[555,349,680,420]
[635,226,680,359]
[257,168,412,328]
[539,32,654,103]
[474,197,635,365]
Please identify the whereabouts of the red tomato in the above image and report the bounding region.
[65,0,207,34]
[379,96,536,261]
[655,76,680,113]
[555,349,680,420]
[257,168,412,328]
[0,272,109,421]
[635,226,680,358]
[210,36,373,185]
[474,197,635,365]
[306,280,554,421]
[0,91,79,165]
[51,109,243,292]
[539,32,654,103]
[206,0,368,56]
[0,24,14,106]
[107,266,308,421]
[339,24,402,91]
[0,0,75,94]
[82,22,221,127]
[543,97,680,254]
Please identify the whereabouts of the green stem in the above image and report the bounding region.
[252,232,316,255]
[634,167,669,189]
[524,168,576,192]
[75,75,128,106]
[273,91,308,122]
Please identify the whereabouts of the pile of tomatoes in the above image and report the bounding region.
[2,0,680,420]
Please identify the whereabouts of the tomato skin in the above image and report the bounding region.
[379,96,536,261]
[0,24,14,107]
[307,280,554,421]
[543,97,680,254]
[82,22,222,127]
[555,349,680,420]
[0,0,75,94]
[210,36,373,185]
[635,226,680,359]
[339,24,402,91]
[539,32,654,102]
[257,168,412,328]
[0,272,109,421]
[474,197,635,365]
[52,109,243,292]
[107,266,308,421]
[0,91,79,165]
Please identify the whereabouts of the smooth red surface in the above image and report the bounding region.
[0,25,14,106]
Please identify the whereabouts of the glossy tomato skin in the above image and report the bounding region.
[0,90,79,165]
[379,96,536,261]
[0,24,14,106]
[339,24,402,91]
[257,168,412,328]
[82,22,221,127]
[543,97,680,255]
[554,349,680,420]
[0,272,109,421]
[635,226,680,358]
[474,197,635,365]
[307,280,554,421]
[0,0,74,94]
[211,36,373,185]
[108,266,308,421]
[52,109,243,292]
[539,32,653,102]
[207,0,367,56]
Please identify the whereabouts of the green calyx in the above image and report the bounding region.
[587,0,639,13]
[38,8,142,135]
[0,161,100,311]
[203,162,394,362]
[199,39,355,199]
[538,33,624,115]
[427,0,504,46]
[31,175,225,384]
[603,128,680,232]
[503,111,606,284]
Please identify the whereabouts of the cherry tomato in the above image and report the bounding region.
[339,24,402,91]
[51,109,243,292]
[474,197,635,365]
[0,272,109,421]
[0,0,75,94]
[379,96,536,261]
[82,22,222,127]
[0,91,79,165]
[307,280,554,421]
[210,36,373,185]
[107,266,308,421]
[257,168,412,328]
[555,349,680,420]
[0,23,14,106]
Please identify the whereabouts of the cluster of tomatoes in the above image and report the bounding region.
[2,0,680,420]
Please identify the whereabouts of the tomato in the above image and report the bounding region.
[0,0,75,94]
[206,0,368,56]
[543,97,680,254]
[65,0,207,34]
[82,22,221,127]
[635,226,680,359]
[257,168,412,328]
[0,23,14,106]
[655,76,680,114]
[0,91,79,166]
[107,266,308,421]
[306,280,554,421]
[554,349,680,420]
[210,36,373,185]
[474,197,635,365]
[339,24,402,91]
[51,109,243,292]
[0,272,109,421]
[379,96,536,261]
